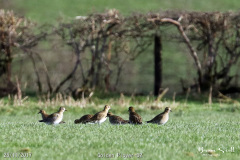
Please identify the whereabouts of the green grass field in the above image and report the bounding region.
[0,96,240,160]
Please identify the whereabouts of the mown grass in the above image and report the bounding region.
[0,96,240,160]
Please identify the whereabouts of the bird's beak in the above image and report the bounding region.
[38,112,40,114]
[170,110,172,112]
[65,109,67,111]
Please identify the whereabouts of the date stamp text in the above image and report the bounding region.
[3,153,32,158]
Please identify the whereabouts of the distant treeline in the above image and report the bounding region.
[0,9,240,97]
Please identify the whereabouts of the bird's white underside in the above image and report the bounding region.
[53,114,63,124]
[160,115,169,125]
[89,117,107,124]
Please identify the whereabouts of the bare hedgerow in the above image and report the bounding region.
[0,9,48,96]
[2,9,240,97]
[52,10,240,96]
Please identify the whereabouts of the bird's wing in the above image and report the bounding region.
[95,112,106,120]
[153,113,163,120]
[79,115,87,122]
[131,113,142,123]
[76,115,93,123]
[115,115,125,121]
[110,115,122,124]
[88,111,102,122]
[80,115,93,121]
[44,113,59,122]
[150,113,163,122]
[116,115,129,124]
[90,113,98,121]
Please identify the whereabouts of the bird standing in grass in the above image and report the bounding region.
[107,112,129,124]
[87,105,110,124]
[146,107,172,125]
[39,107,67,125]
[38,109,66,124]
[74,114,93,124]
[128,106,142,124]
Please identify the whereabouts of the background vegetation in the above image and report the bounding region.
[0,0,240,95]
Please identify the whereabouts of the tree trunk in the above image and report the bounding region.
[154,35,162,96]
[29,53,42,93]
[6,46,11,83]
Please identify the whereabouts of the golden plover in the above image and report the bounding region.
[38,109,66,124]
[128,106,142,124]
[147,107,172,125]
[39,107,67,125]
[74,114,93,124]
[87,105,110,124]
[107,112,129,124]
